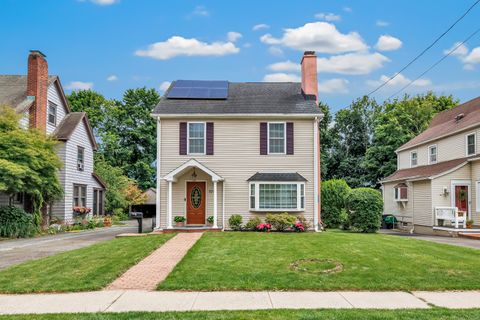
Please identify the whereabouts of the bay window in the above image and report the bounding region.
[249,182,305,211]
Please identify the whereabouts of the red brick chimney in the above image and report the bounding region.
[300,51,318,102]
[27,50,48,132]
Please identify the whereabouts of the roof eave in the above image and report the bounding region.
[150,113,324,119]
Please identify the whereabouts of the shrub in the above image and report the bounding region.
[256,223,272,232]
[265,213,296,231]
[293,222,305,232]
[113,208,129,221]
[245,217,262,231]
[321,179,351,228]
[346,188,383,233]
[174,216,186,223]
[228,214,243,231]
[296,215,311,230]
[0,206,37,238]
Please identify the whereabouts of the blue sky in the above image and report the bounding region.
[1,0,480,112]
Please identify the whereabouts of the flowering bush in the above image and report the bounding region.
[293,222,305,232]
[72,207,92,214]
[256,223,272,232]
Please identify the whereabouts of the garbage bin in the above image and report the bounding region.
[382,215,397,229]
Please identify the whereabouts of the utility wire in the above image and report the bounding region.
[387,26,480,100]
[367,0,480,96]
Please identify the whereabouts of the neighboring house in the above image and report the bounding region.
[132,188,157,218]
[381,97,480,235]
[0,50,106,222]
[152,51,323,231]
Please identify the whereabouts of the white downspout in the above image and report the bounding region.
[222,181,225,231]
[313,117,319,232]
[155,116,162,230]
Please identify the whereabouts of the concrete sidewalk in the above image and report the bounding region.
[1,290,480,314]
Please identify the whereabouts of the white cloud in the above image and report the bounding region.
[107,75,118,81]
[267,52,389,75]
[263,73,301,82]
[227,31,242,42]
[243,43,252,48]
[65,81,94,90]
[376,20,389,27]
[318,78,349,94]
[444,42,480,70]
[444,42,469,56]
[135,36,240,60]
[268,46,284,56]
[366,73,431,88]
[260,22,367,54]
[314,12,341,22]
[252,23,270,31]
[189,5,209,17]
[86,0,118,5]
[375,35,402,51]
[343,6,352,12]
[159,81,171,92]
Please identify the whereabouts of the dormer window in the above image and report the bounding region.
[410,151,418,167]
[48,101,57,126]
[466,133,476,156]
[428,145,437,164]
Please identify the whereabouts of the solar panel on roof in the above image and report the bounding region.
[167,80,228,99]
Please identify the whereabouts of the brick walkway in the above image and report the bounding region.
[107,233,203,290]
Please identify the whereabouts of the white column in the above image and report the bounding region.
[155,117,162,230]
[167,180,173,229]
[213,180,218,228]
[313,117,319,232]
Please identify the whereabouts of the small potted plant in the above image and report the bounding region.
[174,216,186,227]
[466,219,474,229]
[207,216,214,227]
[103,216,112,227]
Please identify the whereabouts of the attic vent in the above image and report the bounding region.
[455,113,465,122]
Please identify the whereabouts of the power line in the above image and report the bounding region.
[387,26,480,100]
[367,0,480,96]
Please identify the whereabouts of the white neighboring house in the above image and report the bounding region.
[0,50,106,222]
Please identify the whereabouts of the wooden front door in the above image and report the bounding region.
[455,185,469,212]
[186,181,206,225]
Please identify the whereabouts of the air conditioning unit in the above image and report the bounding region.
[77,162,84,171]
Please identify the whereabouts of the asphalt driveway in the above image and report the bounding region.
[0,218,152,270]
[380,229,480,250]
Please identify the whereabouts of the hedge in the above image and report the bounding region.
[321,179,351,228]
[346,188,383,233]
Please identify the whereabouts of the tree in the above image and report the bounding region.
[319,102,335,180]
[67,90,108,132]
[326,96,379,187]
[362,92,458,187]
[0,105,63,226]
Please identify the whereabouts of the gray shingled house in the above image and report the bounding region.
[0,51,106,222]
[152,51,323,231]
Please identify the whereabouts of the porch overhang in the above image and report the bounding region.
[163,159,224,182]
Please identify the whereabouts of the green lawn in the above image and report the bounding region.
[0,234,174,293]
[1,309,480,320]
[159,231,480,291]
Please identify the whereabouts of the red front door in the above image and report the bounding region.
[186,181,206,225]
[455,185,468,212]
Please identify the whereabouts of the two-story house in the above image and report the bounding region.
[0,51,106,223]
[381,98,480,235]
[152,51,323,231]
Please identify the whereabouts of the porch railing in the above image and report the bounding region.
[434,206,467,229]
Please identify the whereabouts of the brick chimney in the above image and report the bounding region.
[27,50,48,132]
[300,51,318,102]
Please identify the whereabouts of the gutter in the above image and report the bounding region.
[150,113,324,120]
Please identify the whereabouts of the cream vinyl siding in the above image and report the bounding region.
[159,118,315,229]
[397,126,480,169]
[382,181,413,222]
[412,180,432,226]
[469,161,480,225]
[46,82,67,135]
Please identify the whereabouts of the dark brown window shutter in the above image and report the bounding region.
[179,122,187,155]
[260,122,267,155]
[286,122,294,155]
[206,122,214,155]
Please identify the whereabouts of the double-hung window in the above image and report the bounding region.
[249,182,305,211]
[188,122,206,155]
[268,122,286,154]
[48,101,57,126]
[428,145,437,164]
[77,146,84,171]
[467,133,476,156]
[410,151,418,167]
[73,184,87,207]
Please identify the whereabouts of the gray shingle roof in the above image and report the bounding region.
[0,75,57,113]
[153,82,321,115]
[247,172,307,182]
[53,112,98,150]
